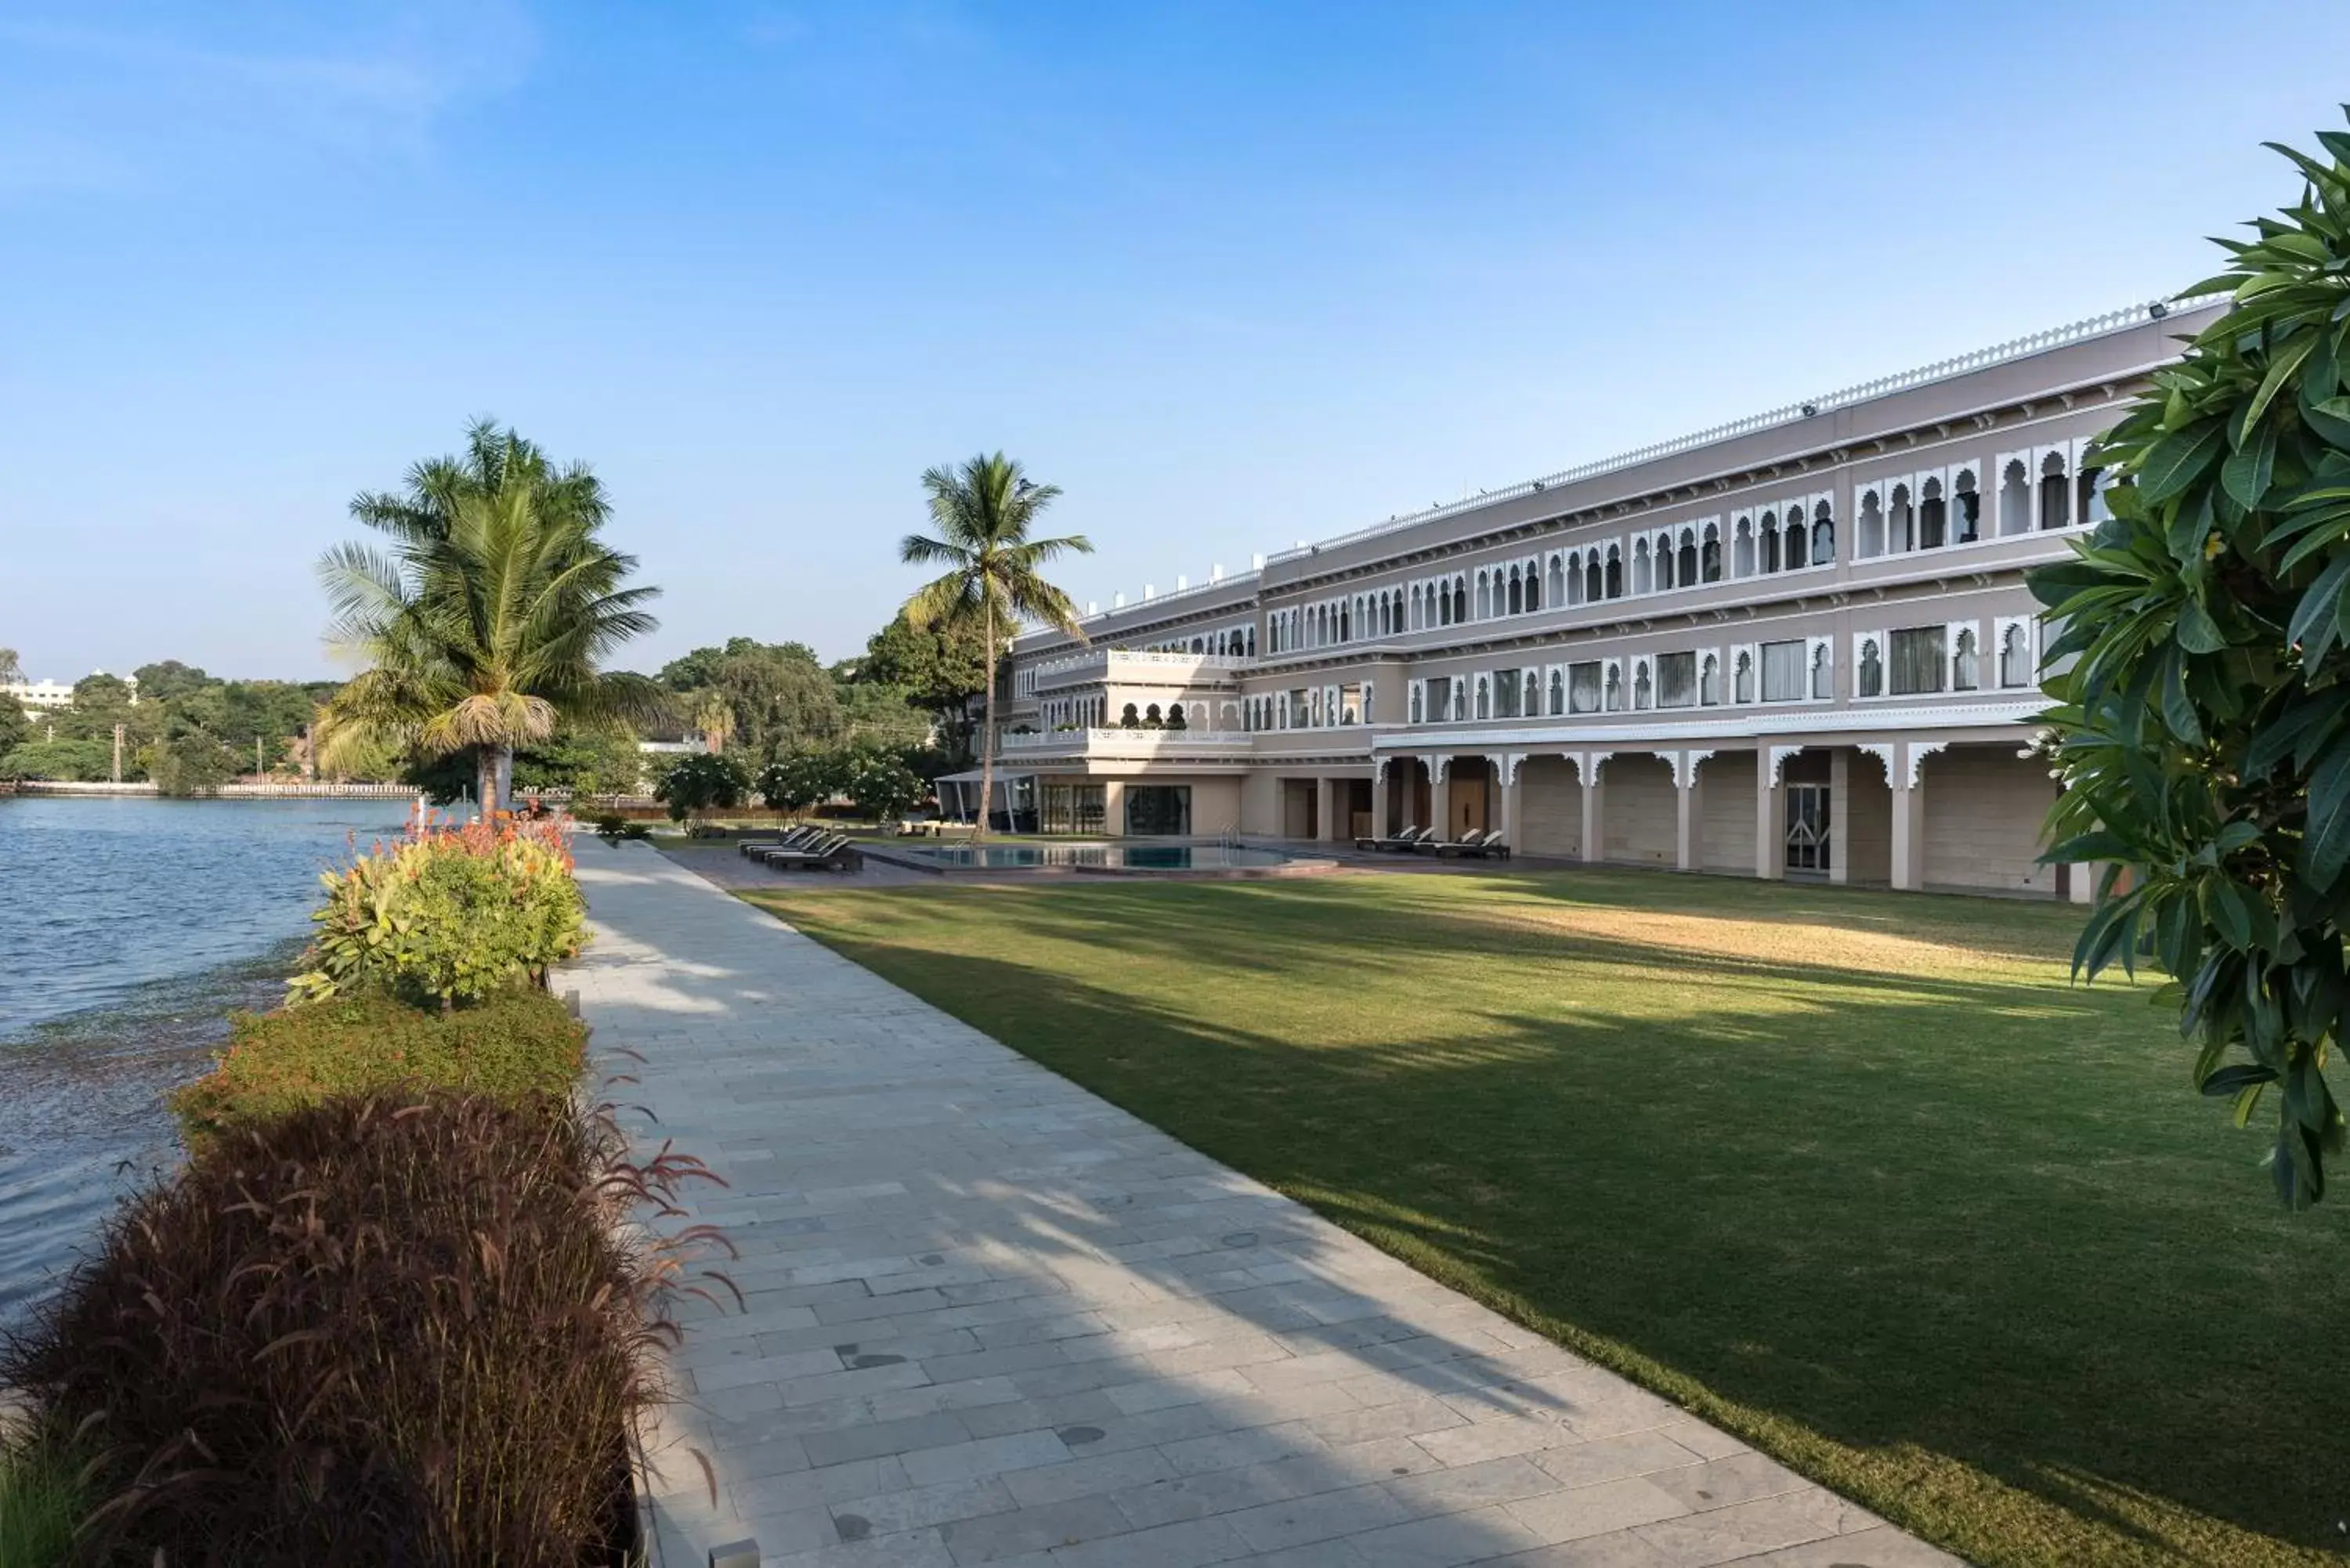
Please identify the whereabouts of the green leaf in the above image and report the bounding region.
[2201,1063,2280,1096]
[2136,421,2228,505]
[2301,734,2350,891]
[2160,648,2203,744]
[2176,598,2226,653]
[2221,425,2278,510]
[2286,551,2350,659]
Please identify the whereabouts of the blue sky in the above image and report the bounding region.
[5,2,2348,681]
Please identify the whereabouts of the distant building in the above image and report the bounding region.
[5,679,77,717]
[956,300,2220,898]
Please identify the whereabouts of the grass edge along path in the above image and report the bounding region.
[738,868,2345,1568]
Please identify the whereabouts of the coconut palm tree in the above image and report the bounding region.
[900,453,1091,840]
[315,422,664,814]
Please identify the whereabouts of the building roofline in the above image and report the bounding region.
[1264,298,2199,569]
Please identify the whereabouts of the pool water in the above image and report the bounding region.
[900,842,1294,872]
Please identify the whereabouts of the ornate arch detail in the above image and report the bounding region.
[1501,752,1528,786]
[1766,745,1804,786]
[1854,742,1896,782]
[1670,749,1716,789]
[1433,754,1452,783]
[1906,739,1950,788]
[1586,750,1615,783]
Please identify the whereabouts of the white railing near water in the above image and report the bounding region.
[10,779,420,798]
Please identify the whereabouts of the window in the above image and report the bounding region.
[1477,573,1493,620]
[2081,463,2111,526]
[1954,468,1981,543]
[1475,674,1491,720]
[1889,627,1947,695]
[1953,627,1980,691]
[1633,661,1653,710]
[1569,662,1603,714]
[1785,512,1808,569]
[1548,555,1565,605]
[1734,649,1755,704]
[1760,511,1781,573]
[1126,786,1191,836]
[1701,522,1723,582]
[1522,668,1540,716]
[1658,651,1697,708]
[1409,683,1424,724]
[1549,667,1565,714]
[1919,477,1947,549]
[1041,783,1107,836]
[1889,483,1914,554]
[1452,577,1469,623]
[2001,623,2033,687]
[1494,668,1520,719]
[1857,488,1884,558]
[1604,663,1625,711]
[1810,642,1831,699]
[1761,640,1807,703]
[2000,457,2032,536]
[1427,679,1450,722]
[1734,516,1756,576]
[1812,501,1835,564]
[1340,684,1365,724]
[2040,451,2071,529]
[1699,652,1721,705]
[1605,546,1624,598]
[1524,565,1541,612]
[1507,568,1524,616]
[1858,636,1884,698]
[1633,539,1654,595]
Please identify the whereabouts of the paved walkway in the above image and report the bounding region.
[568,840,1959,1568]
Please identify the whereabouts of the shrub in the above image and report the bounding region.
[0,1094,726,1568]
[171,988,588,1151]
[0,1422,93,1568]
[2032,117,2350,1204]
[288,815,586,1010]
[654,752,749,825]
[844,748,924,823]
[591,812,650,844]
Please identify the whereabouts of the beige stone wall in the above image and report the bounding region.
[1517,757,1582,857]
[1241,771,1281,836]
[1186,777,1244,836]
[1922,745,2058,893]
[1697,751,1757,873]
[1601,753,1676,866]
[1282,779,1315,837]
[1846,751,1893,883]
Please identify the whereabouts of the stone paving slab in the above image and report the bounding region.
[566,840,1964,1568]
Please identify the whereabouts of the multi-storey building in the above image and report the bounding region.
[949,300,2216,896]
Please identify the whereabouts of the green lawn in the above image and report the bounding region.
[739,868,2346,1568]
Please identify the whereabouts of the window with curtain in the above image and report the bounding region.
[1734,649,1755,703]
[1494,670,1520,719]
[1657,652,1697,708]
[1953,628,1980,690]
[1761,640,1807,702]
[1889,626,1947,695]
[1858,638,1884,698]
[1569,662,1603,714]
[2001,624,2033,687]
[1699,652,1721,705]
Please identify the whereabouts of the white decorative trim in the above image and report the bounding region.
[1906,739,1950,788]
[1502,752,1527,786]
[1766,745,1805,786]
[1367,696,2044,753]
[1671,749,1716,789]
[1855,742,1896,781]
[1434,754,1452,783]
[1587,750,1615,782]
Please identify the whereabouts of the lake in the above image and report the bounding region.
[0,794,418,1326]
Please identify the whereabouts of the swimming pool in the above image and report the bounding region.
[894,842,1297,873]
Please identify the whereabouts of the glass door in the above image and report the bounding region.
[1786,784,1831,873]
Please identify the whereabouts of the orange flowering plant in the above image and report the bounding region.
[289,810,588,1009]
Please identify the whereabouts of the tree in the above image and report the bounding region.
[132,660,212,703]
[899,453,1091,840]
[313,420,663,814]
[2030,116,2350,1206]
[655,751,749,827]
[844,747,925,824]
[0,701,27,761]
[0,648,21,685]
[855,610,991,761]
[757,750,844,818]
[147,731,237,796]
[661,638,841,760]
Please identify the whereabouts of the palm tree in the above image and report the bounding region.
[900,453,1091,841]
[314,421,664,814]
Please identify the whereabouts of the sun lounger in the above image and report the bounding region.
[1354,824,1427,852]
[739,826,822,858]
[1416,828,1487,855]
[1438,832,1510,861]
[763,834,862,873]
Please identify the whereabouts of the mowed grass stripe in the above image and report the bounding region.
[740,868,2346,1568]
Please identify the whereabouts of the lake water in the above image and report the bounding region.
[0,794,418,1327]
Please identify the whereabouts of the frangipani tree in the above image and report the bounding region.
[315,421,665,815]
[2032,114,2350,1205]
[898,453,1091,841]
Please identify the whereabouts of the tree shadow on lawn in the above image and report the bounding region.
[766,892,2350,1563]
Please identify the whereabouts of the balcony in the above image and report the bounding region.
[1030,649,1251,692]
[999,727,1253,757]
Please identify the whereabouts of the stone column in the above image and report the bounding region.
[1890,744,1927,891]
[1674,751,1706,872]
[2070,863,2096,905]
[1428,762,1451,845]
[1371,763,1389,839]
[1755,746,1788,880]
[1580,753,1607,864]
[1828,748,1851,886]
[1315,776,1338,842]
[1494,755,1521,847]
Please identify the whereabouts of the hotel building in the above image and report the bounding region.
[954,301,2216,897]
